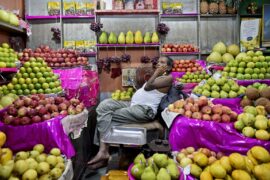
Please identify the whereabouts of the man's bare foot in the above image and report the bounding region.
[87,151,110,165]
[87,159,109,170]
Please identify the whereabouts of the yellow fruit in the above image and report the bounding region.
[194,152,209,167]
[244,156,254,173]
[247,150,258,165]
[250,146,270,163]
[229,153,245,169]
[204,166,210,172]
[200,171,213,180]
[220,156,232,173]
[225,175,233,180]
[210,163,226,179]
[0,131,7,147]
[232,170,251,180]
[0,148,13,164]
[254,163,270,180]
[190,164,202,178]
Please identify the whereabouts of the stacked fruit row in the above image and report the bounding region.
[176,70,210,83]
[0,131,66,179]
[99,31,159,44]
[241,83,270,113]
[0,43,18,68]
[161,43,199,53]
[176,145,270,180]
[0,57,62,96]
[131,153,180,180]
[0,9,19,27]
[222,50,270,80]
[172,60,203,72]
[111,88,134,101]
[192,77,246,98]
[19,45,88,68]
[234,106,270,141]
[2,95,84,126]
[168,96,237,122]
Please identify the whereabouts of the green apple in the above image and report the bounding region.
[259,55,266,61]
[265,73,270,79]
[258,74,265,79]
[22,73,29,78]
[39,77,46,84]
[230,67,237,73]
[31,89,37,94]
[239,62,246,68]
[255,62,262,68]
[255,51,263,56]
[252,57,259,62]
[29,73,35,78]
[237,68,244,74]
[260,68,266,73]
[12,77,18,84]
[224,67,230,72]
[245,68,253,74]
[21,84,28,90]
[24,62,31,68]
[45,89,51,94]
[19,78,25,84]
[24,89,30,95]
[229,72,236,78]
[14,84,21,90]
[17,89,23,95]
[29,57,36,61]
[236,74,244,80]
[35,83,41,89]
[16,73,22,78]
[20,67,26,73]
[7,83,14,90]
[247,62,255,68]
[247,50,255,57]
[37,89,44,94]
[25,78,32,84]
[26,67,32,73]
[253,68,260,74]
[252,74,258,79]
[33,67,40,73]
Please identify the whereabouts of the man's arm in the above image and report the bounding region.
[144,67,173,91]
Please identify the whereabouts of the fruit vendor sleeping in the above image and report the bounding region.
[87,56,173,169]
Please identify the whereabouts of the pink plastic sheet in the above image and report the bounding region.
[0,116,75,158]
[53,67,99,107]
[237,79,270,86]
[212,98,243,114]
[169,116,270,156]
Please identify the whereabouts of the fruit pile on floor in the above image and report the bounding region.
[111,88,135,101]
[0,57,62,95]
[192,77,246,98]
[0,43,18,68]
[131,153,180,180]
[0,131,66,179]
[241,83,270,113]
[167,96,237,122]
[176,146,270,180]
[176,70,210,83]
[99,31,159,44]
[2,95,84,126]
[234,106,270,141]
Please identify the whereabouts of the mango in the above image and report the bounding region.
[232,170,251,180]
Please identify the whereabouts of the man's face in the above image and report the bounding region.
[157,57,168,68]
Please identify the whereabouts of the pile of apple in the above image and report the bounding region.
[222,50,270,80]
[192,76,246,98]
[19,45,88,68]
[172,60,203,72]
[1,57,62,95]
[0,43,18,68]
[168,96,237,122]
[162,43,199,53]
[0,141,66,179]
[111,88,134,101]
[2,94,84,126]
[177,70,210,83]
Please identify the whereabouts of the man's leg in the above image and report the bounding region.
[88,99,129,167]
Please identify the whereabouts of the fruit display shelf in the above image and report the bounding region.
[96,43,160,47]
[160,13,199,18]
[161,52,200,56]
[25,15,95,20]
[0,21,25,34]
[200,14,237,18]
[0,68,18,73]
[95,9,160,15]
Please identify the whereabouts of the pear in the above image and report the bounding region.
[46,155,57,168]
[22,169,38,180]
[167,158,175,165]
[56,156,64,163]
[39,174,53,180]
[14,160,29,175]
[25,158,38,170]
[37,162,50,175]
[167,163,180,179]
[144,32,151,43]
[135,30,143,44]
[126,31,134,44]
[36,153,47,163]
[99,31,108,44]
[131,163,145,179]
[0,148,13,164]
[151,32,159,43]
[15,151,29,160]
[50,148,61,156]
[8,176,20,180]
[153,153,168,168]
[157,168,171,180]
[108,32,117,44]
[29,150,40,159]
[55,162,65,172]
[141,166,156,180]
[49,168,62,179]
[134,153,146,166]
[118,32,125,44]
[0,160,14,179]
[33,144,45,153]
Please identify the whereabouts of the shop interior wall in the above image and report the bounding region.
[0,0,25,44]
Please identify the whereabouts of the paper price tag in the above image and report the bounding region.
[213,72,222,80]
[198,79,206,86]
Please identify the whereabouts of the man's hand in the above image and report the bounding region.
[154,65,167,76]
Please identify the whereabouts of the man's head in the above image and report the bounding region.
[157,56,173,74]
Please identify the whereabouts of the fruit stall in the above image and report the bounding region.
[1,0,270,180]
